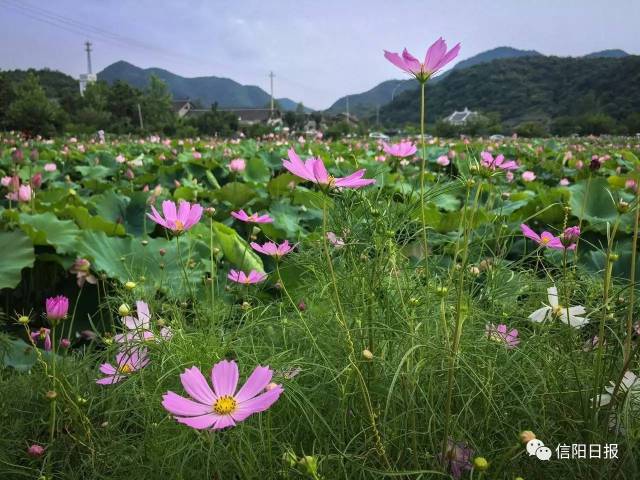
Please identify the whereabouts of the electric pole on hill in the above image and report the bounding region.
[269,71,275,116]
[85,41,93,74]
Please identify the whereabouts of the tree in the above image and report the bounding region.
[141,75,174,133]
[6,72,65,136]
[107,80,142,132]
[187,103,238,136]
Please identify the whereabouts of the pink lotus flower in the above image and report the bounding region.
[96,348,149,385]
[384,37,461,82]
[480,151,518,171]
[115,154,126,164]
[46,295,69,322]
[522,171,536,182]
[229,158,246,172]
[1,176,13,187]
[227,269,267,284]
[282,149,375,189]
[382,141,417,158]
[31,172,42,189]
[250,240,294,258]
[6,184,33,202]
[437,155,450,166]
[559,178,570,186]
[148,200,203,233]
[69,258,97,287]
[520,224,565,250]
[486,323,519,349]
[162,359,284,430]
[31,327,52,351]
[230,209,273,224]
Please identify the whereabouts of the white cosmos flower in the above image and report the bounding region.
[596,371,640,435]
[528,286,588,328]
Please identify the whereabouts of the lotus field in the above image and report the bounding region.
[1,44,640,480]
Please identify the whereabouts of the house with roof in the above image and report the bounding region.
[172,99,194,118]
[445,107,479,125]
[218,108,282,126]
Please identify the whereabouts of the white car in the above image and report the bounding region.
[369,132,390,141]
[489,134,505,140]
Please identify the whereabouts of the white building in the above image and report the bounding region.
[79,73,97,96]
[445,107,478,125]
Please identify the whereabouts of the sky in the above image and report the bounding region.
[0,0,638,110]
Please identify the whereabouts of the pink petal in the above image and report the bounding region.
[177,201,190,224]
[211,360,239,397]
[384,50,410,72]
[136,301,151,328]
[180,366,216,405]
[185,204,203,228]
[99,363,117,375]
[174,413,220,430]
[161,200,177,223]
[234,366,273,403]
[311,159,329,184]
[212,415,236,429]
[520,224,541,243]
[401,48,421,73]
[424,37,446,71]
[162,391,212,416]
[233,385,283,422]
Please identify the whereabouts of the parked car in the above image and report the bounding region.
[369,132,390,141]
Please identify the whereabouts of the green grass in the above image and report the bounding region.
[1,186,639,480]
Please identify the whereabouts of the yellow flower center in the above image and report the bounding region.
[118,364,133,374]
[213,395,237,415]
[551,305,564,317]
[327,175,336,187]
[541,237,550,244]
[174,220,184,231]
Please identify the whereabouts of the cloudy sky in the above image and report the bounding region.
[0,0,638,109]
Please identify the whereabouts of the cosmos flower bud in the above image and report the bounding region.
[589,158,601,171]
[27,444,45,458]
[18,315,30,325]
[618,200,629,214]
[519,430,536,444]
[473,457,489,471]
[298,456,318,475]
[45,390,57,401]
[118,304,131,316]
[159,248,167,256]
[362,349,374,360]
[46,295,69,324]
[125,281,137,290]
[59,338,71,349]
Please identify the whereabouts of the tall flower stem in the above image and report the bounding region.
[442,181,482,459]
[175,234,196,305]
[419,81,430,285]
[624,190,640,364]
[49,325,57,446]
[321,194,389,468]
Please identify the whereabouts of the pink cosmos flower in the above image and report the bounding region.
[250,240,294,258]
[227,269,268,284]
[69,258,98,287]
[522,171,536,182]
[382,141,417,158]
[229,158,246,172]
[486,323,519,349]
[437,155,450,166]
[115,301,154,343]
[520,224,565,250]
[327,232,345,248]
[230,209,273,224]
[480,151,518,171]
[384,37,461,82]
[282,149,375,189]
[6,184,33,202]
[46,295,69,322]
[148,200,203,233]
[30,327,52,351]
[96,348,149,385]
[161,359,284,430]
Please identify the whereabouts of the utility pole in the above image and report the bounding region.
[269,71,275,115]
[85,41,93,74]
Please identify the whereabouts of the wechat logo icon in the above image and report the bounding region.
[526,439,552,461]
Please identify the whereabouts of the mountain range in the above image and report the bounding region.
[326,47,631,117]
[97,61,308,112]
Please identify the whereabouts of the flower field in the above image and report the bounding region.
[1,39,640,480]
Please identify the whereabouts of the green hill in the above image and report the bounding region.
[98,61,308,111]
[379,55,640,130]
